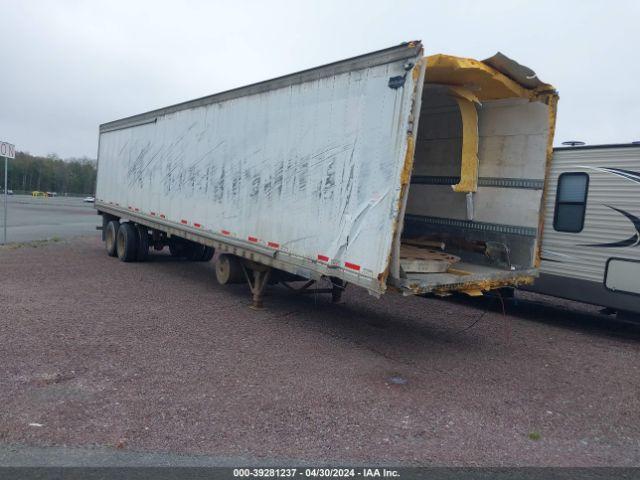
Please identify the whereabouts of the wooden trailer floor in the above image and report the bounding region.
[395,258,536,295]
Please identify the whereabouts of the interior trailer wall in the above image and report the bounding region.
[402,89,551,271]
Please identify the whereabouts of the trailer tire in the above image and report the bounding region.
[136,224,149,262]
[116,223,139,262]
[200,246,215,262]
[169,239,187,258]
[105,220,119,257]
[186,243,206,261]
[617,310,640,323]
[215,254,245,285]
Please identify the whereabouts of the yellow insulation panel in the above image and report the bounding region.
[451,95,479,192]
[421,54,558,193]
[425,54,532,100]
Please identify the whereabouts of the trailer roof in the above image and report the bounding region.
[101,43,558,134]
[100,41,423,134]
[425,53,555,101]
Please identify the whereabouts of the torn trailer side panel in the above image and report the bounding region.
[96,42,425,295]
[95,42,558,299]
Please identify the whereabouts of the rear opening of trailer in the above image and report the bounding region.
[95,41,557,306]
[389,53,558,297]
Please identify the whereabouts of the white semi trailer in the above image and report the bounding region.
[95,41,559,307]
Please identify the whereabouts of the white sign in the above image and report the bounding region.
[0,141,15,159]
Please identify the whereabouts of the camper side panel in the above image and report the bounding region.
[535,146,640,312]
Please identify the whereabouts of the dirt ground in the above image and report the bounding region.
[1,236,639,466]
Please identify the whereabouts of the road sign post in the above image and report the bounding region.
[3,155,6,244]
[0,141,16,245]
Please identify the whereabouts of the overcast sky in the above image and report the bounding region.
[0,0,638,158]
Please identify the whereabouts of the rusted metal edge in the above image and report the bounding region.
[379,55,427,291]
[393,270,537,297]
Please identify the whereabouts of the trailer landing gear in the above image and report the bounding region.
[214,254,270,309]
[244,267,271,310]
[214,254,347,309]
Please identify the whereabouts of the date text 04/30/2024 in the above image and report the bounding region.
[232,468,400,478]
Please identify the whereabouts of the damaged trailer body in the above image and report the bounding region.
[95,41,558,303]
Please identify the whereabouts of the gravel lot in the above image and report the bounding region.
[1,236,639,466]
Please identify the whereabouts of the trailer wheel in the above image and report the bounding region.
[200,246,215,262]
[105,220,119,257]
[169,238,187,258]
[136,224,149,262]
[116,223,139,262]
[618,310,640,323]
[215,254,244,284]
[186,243,206,261]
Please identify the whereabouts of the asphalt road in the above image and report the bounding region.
[0,194,98,244]
[1,236,639,467]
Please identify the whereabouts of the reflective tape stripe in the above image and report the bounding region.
[268,241,280,248]
[317,254,329,262]
[345,262,361,271]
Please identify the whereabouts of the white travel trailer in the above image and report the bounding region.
[95,41,559,307]
[529,144,640,317]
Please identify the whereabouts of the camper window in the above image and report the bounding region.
[554,172,589,233]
